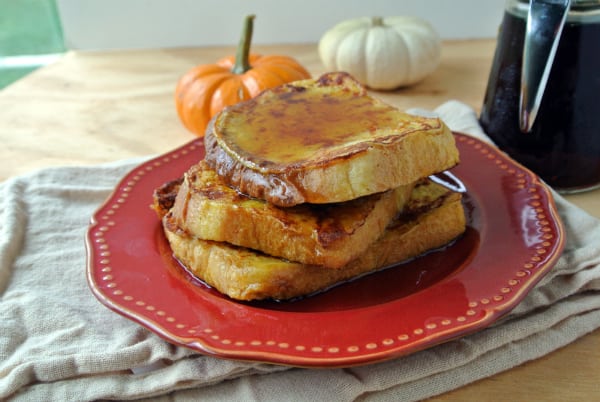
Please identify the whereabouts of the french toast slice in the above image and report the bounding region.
[161,179,466,301]
[204,72,460,207]
[165,160,414,269]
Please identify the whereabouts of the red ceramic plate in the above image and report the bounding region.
[86,133,565,368]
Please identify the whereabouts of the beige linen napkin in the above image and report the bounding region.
[1,101,599,401]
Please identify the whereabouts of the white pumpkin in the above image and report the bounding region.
[318,16,442,90]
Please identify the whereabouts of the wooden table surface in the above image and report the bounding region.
[1,39,598,400]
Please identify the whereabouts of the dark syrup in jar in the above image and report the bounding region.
[480,10,600,192]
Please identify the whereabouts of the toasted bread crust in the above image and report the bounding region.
[151,177,183,217]
[163,181,466,301]
[168,161,414,268]
[205,72,460,206]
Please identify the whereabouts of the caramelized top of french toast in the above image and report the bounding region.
[211,72,443,169]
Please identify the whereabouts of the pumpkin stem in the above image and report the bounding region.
[232,15,255,75]
[371,16,384,27]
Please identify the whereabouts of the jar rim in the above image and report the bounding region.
[510,0,600,21]
[515,0,600,6]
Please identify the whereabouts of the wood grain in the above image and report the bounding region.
[0,39,598,401]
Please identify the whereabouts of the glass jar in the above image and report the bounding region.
[480,0,600,193]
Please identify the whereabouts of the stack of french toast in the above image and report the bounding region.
[153,72,466,301]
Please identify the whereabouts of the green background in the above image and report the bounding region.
[0,0,65,88]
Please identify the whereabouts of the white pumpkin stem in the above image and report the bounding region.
[371,16,385,27]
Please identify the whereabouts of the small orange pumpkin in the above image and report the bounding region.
[175,15,312,136]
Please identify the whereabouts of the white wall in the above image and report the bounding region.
[56,0,505,50]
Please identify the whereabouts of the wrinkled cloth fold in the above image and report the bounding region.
[1,101,599,401]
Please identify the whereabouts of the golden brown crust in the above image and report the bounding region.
[163,180,466,301]
[168,160,415,269]
[205,72,460,207]
[151,177,183,218]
